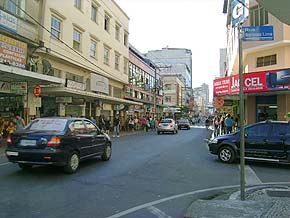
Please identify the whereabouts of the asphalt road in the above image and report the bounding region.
[1,126,290,218]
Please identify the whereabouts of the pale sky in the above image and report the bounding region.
[114,0,227,96]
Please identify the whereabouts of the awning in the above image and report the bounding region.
[42,86,143,106]
[0,64,65,85]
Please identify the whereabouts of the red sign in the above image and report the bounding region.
[33,85,42,97]
[214,68,290,96]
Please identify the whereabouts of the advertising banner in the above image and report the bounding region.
[0,34,27,68]
[90,73,109,94]
[0,9,17,33]
[214,68,290,96]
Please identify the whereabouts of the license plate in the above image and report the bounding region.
[20,139,37,146]
[6,151,19,156]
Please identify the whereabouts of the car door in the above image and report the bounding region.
[245,123,271,158]
[266,123,288,160]
[69,120,92,158]
[84,120,106,154]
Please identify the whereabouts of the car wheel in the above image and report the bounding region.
[218,146,235,163]
[18,163,32,170]
[157,131,160,135]
[64,151,80,174]
[101,143,112,161]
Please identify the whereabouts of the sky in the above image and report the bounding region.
[114,0,228,97]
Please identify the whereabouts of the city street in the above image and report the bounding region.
[1,126,290,218]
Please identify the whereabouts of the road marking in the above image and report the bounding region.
[239,165,263,185]
[147,206,173,218]
[0,162,11,166]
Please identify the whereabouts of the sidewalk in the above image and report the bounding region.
[185,185,290,218]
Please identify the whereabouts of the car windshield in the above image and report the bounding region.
[26,119,67,132]
[161,119,173,123]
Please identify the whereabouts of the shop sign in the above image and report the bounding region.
[11,82,27,94]
[66,79,86,91]
[56,96,72,103]
[90,73,109,94]
[0,9,17,33]
[0,81,11,93]
[214,68,290,96]
[102,103,111,111]
[71,98,85,105]
[0,34,27,69]
[214,97,224,108]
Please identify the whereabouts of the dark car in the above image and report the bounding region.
[5,117,112,173]
[208,120,290,164]
[177,119,190,130]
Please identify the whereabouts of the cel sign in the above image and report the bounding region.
[231,0,249,27]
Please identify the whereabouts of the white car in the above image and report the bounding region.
[157,119,178,134]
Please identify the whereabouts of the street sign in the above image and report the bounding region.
[231,0,249,27]
[33,85,42,97]
[242,26,274,41]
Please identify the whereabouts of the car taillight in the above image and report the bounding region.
[7,135,12,145]
[47,136,61,147]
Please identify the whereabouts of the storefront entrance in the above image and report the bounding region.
[256,96,277,122]
[0,94,24,119]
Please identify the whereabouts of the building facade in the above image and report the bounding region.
[125,45,163,118]
[216,0,290,124]
[193,83,209,115]
[0,0,142,127]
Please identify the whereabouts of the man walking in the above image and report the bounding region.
[113,114,120,138]
[225,114,233,134]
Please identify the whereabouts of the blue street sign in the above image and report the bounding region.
[242,26,274,41]
[231,0,249,27]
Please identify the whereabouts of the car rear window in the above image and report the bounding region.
[161,119,173,123]
[27,119,67,132]
[179,119,189,123]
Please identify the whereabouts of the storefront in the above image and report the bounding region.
[213,68,290,124]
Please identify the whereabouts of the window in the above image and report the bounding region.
[123,58,128,74]
[270,124,290,137]
[115,23,121,41]
[51,16,61,39]
[124,32,128,47]
[5,0,25,17]
[73,29,81,51]
[91,4,98,22]
[165,96,171,103]
[246,124,270,137]
[256,55,276,67]
[90,40,97,59]
[70,120,86,133]
[104,46,110,65]
[104,14,110,33]
[74,0,82,10]
[115,52,120,70]
[250,5,269,26]
[66,72,83,83]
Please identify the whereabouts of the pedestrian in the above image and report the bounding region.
[99,116,105,132]
[90,116,97,124]
[225,114,233,134]
[128,117,134,132]
[105,117,111,135]
[113,114,120,137]
[6,120,16,134]
[15,114,25,131]
[220,116,226,135]
[134,116,139,130]
[213,114,220,137]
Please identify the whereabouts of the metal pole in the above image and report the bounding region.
[238,24,246,201]
[154,69,157,118]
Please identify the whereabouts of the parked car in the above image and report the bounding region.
[5,117,112,173]
[177,119,190,130]
[207,120,290,164]
[157,118,178,134]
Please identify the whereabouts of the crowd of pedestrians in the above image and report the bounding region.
[212,113,239,137]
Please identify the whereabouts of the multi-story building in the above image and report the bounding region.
[146,47,192,88]
[193,83,209,115]
[215,0,290,124]
[124,45,163,118]
[0,0,142,126]
[219,48,227,77]
[162,75,183,108]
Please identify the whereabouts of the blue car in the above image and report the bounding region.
[5,117,112,173]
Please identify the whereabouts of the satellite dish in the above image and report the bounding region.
[42,59,52,74]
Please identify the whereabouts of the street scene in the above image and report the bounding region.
[1,0,290,217]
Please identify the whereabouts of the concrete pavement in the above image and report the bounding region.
[185,184,290,218]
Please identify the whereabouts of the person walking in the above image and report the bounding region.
[105,117,111,135]
[113,114,121,137]
[225,114,233,134]
[15,114,25,131]
[213,114,220,137]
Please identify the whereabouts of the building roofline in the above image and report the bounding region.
[111,0,130,20]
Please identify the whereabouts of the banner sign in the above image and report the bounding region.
[0,34,27,68]
[0,9,17,33]
[214,68,290,96]
[90,73,109,94]
[66,79,86,91]
[11,82,27,94]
